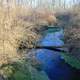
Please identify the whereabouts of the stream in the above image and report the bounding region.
[35,27,80,80]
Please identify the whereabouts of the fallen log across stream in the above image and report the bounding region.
[27,45,68,53]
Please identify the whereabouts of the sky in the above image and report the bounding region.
[2,0,78,8]
[30,0,78,8]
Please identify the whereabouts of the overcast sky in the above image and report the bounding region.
[2,0,78,8]
[28,0,78,8]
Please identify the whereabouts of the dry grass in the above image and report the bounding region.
[0,6,56,65]
[0,6,38,65]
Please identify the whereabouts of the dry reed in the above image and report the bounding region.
[0,6,56,65]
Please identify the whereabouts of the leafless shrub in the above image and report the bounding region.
[63,5,80,60]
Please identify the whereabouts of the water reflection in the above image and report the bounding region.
[36,28,80,80]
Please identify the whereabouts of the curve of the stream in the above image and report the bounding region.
[35,28,80,80]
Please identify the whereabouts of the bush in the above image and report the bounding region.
[64,5,80,61]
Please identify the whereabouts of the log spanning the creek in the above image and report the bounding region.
[27,45,67,53]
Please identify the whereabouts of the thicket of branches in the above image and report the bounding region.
[56,4,80,60]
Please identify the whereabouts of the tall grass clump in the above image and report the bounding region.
[0,6,38,65]
[0,5,56,79]
[0,5,57,66]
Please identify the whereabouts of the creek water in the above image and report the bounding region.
[35,27,80,80]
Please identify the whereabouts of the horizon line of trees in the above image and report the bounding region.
[0,0,79,9]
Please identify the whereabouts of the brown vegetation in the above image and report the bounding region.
[63,5,80,60]
[0,6,56,65]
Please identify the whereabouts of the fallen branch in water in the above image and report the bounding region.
[27,45,68,53]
